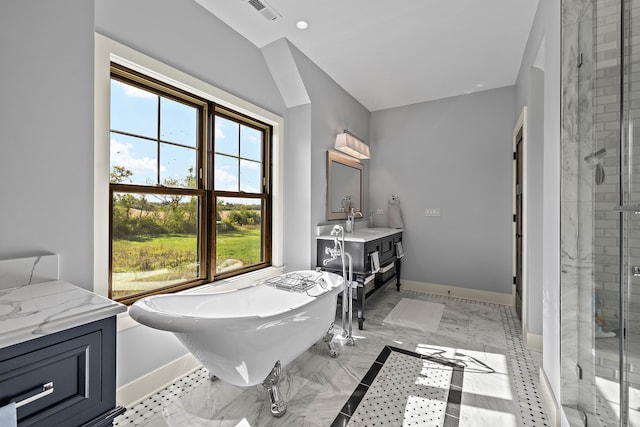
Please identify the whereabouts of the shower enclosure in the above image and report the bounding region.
[561,0,640,425]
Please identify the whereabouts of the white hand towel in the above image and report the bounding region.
[388,200,403,229]
[396,241,404,259]
[370,251,380,273]
[0,402,17,427]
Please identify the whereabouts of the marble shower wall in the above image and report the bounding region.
[561,0,597,411]
[589,0,640,346]
[592,0,622,341]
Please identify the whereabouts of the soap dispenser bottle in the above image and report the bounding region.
[369,212,374,228]
[345,213,353,233]
[346,208,357,232]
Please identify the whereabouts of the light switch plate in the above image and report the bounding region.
[425,208,441,217]
[376,209,384,215]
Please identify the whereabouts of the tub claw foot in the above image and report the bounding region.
[262,360,287,417]
[324,325,340,358]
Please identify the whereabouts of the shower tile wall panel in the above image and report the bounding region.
[561,0,597,410]
[593,0,622,333]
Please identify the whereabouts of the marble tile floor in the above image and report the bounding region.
[114,287,549,426]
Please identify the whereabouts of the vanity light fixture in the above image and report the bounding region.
[334,130,370,160]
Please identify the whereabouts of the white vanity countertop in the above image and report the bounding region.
[0,280,126,349]
[316,227,403,242]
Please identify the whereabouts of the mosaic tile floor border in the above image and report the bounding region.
[331,345,464,427]
[500,305,550,426]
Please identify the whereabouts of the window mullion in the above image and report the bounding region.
[237,125,241,192]
[156,95,161,185]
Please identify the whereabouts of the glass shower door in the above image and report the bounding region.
[562,0,640,424]
[620,1,640,423]
[607,0,640,424]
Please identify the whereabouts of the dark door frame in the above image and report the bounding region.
[513,107,527,329]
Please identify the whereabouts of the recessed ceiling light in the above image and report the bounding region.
[296,20,309,30]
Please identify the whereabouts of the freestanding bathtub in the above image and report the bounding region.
[129,270,343,417]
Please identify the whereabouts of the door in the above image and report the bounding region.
[515,127,523,320]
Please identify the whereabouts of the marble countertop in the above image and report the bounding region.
[0,280,126,349]
[316,227,403,242]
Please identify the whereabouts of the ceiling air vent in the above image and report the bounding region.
[247,0,279,21]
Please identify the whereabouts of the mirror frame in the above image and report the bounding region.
[327,150,364,221]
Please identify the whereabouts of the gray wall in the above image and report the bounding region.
[0,0,95,288]
[283,104,312,270]
[286,43,371,267]
[514,0,562,407]
[95,0,285,116]
[528,66,545,337]
[370,87,515,295]
[263,39,371,271]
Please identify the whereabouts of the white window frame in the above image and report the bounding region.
[94,33,284,298]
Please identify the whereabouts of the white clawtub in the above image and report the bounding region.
[129,270,343,417]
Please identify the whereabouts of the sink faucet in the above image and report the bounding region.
[346,208,363,233]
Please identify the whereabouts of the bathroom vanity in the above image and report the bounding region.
[0,279,126,426]
[316,227,403,329]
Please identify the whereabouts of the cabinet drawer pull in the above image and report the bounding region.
[13,382,54,408]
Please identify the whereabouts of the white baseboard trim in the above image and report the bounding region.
[402,280,514,306]
[539,367,560,427]
[526,332,543,351]
[116,353,202,408]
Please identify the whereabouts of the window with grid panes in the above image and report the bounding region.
[109,65,271,303]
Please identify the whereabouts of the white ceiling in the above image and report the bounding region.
[195,0,539,112]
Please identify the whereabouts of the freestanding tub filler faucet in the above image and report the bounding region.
[323,224,355,345]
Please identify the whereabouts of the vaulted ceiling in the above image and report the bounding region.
[195,0,539,112]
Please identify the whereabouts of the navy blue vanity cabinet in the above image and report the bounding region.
[317,230,402,330]
[0,317,125,426]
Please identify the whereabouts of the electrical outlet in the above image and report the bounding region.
[425,208,441,217]
[376,209,384,215]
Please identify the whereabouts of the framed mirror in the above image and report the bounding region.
[327,150,364,220]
